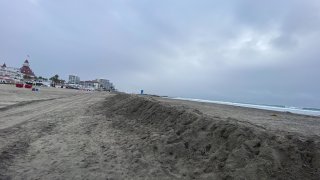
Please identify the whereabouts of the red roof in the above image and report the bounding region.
[20,66,35,76]
[20,60,35,76]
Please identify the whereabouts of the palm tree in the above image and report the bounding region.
[49,74,59,84]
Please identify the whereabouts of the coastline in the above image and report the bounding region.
[169,97,320,117]
[156,95,320,137]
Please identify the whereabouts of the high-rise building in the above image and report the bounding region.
[68,75,80,84]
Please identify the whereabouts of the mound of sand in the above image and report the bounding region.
[103,94,320,179]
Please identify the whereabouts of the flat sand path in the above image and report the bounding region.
[0,87,119,179]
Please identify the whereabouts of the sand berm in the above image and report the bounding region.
[102,93,320,179]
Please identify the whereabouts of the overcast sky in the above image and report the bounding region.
[1,0,320,107]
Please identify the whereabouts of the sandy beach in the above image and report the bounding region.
[0,84,319,179]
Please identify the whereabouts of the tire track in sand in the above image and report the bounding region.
[0,93,102,179]
[0,93,94,130]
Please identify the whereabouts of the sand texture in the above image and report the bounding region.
[0,85,319,179]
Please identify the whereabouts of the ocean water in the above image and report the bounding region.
[172,97,320,117]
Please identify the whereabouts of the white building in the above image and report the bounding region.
[97,79,111,90]
[68,75,80,84]
[79,80,99,90]
[0,63,23,83]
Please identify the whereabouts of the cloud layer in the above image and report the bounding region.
[1,0,320,107]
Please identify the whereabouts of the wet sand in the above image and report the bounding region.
[0,85,319,179]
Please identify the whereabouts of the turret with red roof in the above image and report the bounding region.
[20,59,35,77]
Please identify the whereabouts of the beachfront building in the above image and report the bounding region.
[80,80,99,90]
[0,63,24,83]
[109,82,115,91]
[0,59,38,83]
[75,77,115,91]
[97,79,111,90]
[20,59,35,79]
[97,79,116,91]
[68,75,80,84]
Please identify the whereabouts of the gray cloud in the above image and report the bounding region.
[1,0,319,107]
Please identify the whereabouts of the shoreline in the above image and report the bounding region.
[167,96,320,117]
[156,95,320,137]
